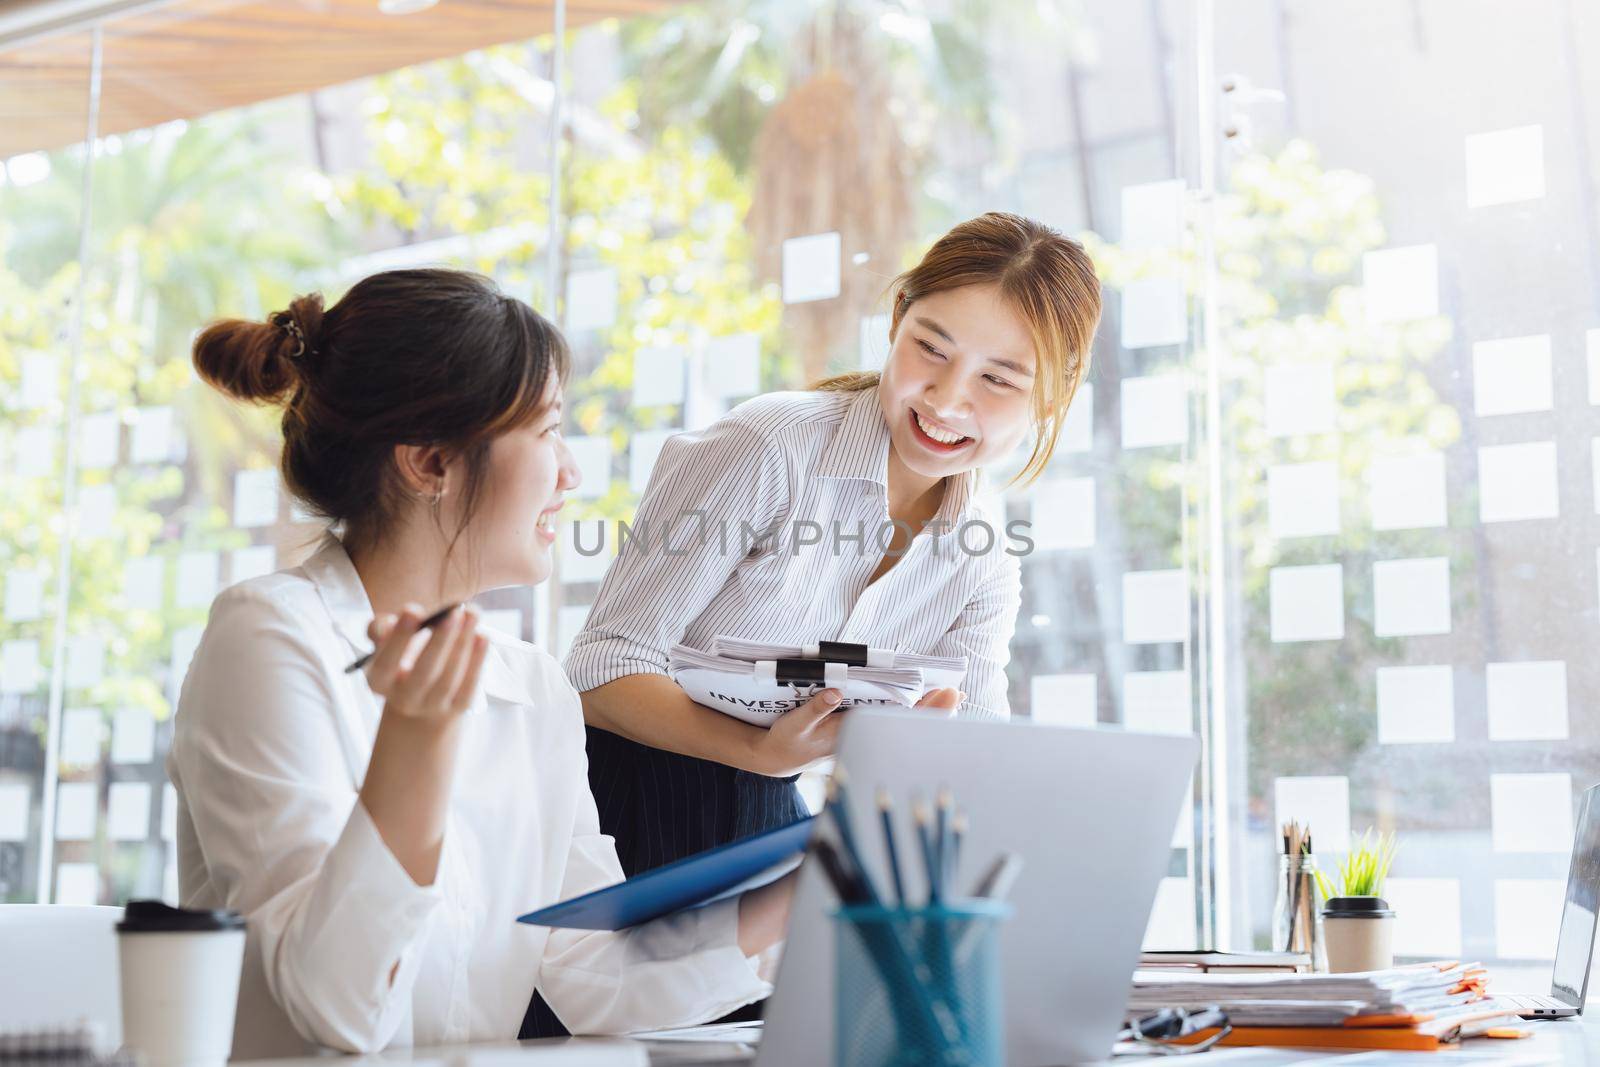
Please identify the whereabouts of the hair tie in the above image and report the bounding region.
[271,312,309,361]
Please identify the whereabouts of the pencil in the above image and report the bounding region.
[913,799,938,905]
[877,788,907,907]
[826,770,880,902]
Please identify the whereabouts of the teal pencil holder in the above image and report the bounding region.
[832,901,1011,1067]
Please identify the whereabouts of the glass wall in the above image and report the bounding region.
[4,0,1598,989]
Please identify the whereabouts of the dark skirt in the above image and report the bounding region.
[518,725,806,1038]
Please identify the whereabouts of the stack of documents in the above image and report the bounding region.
[669,636,966,727]
[1138,950,1309,974]
[1128,962,1525,1050]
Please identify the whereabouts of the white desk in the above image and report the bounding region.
[234,1017,1595,1067]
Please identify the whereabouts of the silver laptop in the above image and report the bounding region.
[1496,782,1600,1019]
[756,710,1199,1065]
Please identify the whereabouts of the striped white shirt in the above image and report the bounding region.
[566,385,1022,720]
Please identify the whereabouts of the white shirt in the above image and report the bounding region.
[566,386,1021,718]
[167,536,768,1058]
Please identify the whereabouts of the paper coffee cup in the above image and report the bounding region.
[117,900,247,1067]
[1320,896,1395,973]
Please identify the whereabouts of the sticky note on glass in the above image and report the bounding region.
[1264,362,1337,438]
[1123,671,1191,736]
[1143,877,1197,951]
[0,783,29,842]
[1032,477,1095,550]
[1491,773,1572,853]
[1494,880,1563,960]
[1387,878,1462,957]
[1274,775,1350,850]
[1121,375,1187,449]
[1267,461,1340,539]
[1269,563,1344,642]
[633,346,687,408]
[60,708,104,766]
[230,545,277,587]
[1363,244,1438,323]
[162,783,178,843]
[1122,569,1188,644]
[782,232,842,304]
[56,863,99,907]
[130,406,175,464]
[629,430,674,493]
[233,469,280,528]
[15,425,56,478]
[1465,125,1544,208]
[1369,451,1446,531]
[0,639,42,694]
[705,333,762,398]
[567,268,619,332]
[1372,557,1451,637]
[124,557,164,613]
[1059,384,1094,453]
[78,484,117,538]
[108,781,152,842]
[55,781,97,841]
[479,609,523,640]
[1376,664,1454,744]
[1120,179,1185,251]
[176,551,220,609]
[1479,441,1559,523]
[20,354,56,409]
[168,626,204,706]
[1120,277,1187,350]
[66,635,106,689]
[555,603,594,662]
[564,435,613,500]
[4,568,44,622]
[1473,334,1552,416]
[1030,673,1097,728]
[79,411,121,470]
[1487,660,1567,741]
[112,707,156,764]
[859,314,892,372]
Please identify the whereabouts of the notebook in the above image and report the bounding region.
[515,816,816,931]
[670,637,966,726]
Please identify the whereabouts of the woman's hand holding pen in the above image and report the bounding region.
[358,603,490,888]
[752,688,846,777]
[364,604,490,729]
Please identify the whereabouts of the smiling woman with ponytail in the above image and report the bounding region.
[170,268,792,1058]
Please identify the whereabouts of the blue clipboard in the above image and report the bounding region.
[516,815,817,931]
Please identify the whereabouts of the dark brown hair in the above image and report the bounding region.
[814,212,1102,485]
[193,268,568,558]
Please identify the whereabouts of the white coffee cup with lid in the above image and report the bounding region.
[1320,896,1395,973]
[117,900,247,1067]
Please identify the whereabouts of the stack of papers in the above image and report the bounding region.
[669,636,966,727]
[1128,962,1525,1050]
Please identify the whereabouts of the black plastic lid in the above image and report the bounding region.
[117,899,246,933]
[1320,895,1394,919]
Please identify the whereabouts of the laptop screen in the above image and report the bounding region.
[1551,784,1600,1007]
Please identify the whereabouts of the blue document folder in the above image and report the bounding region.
[516,815,817,931]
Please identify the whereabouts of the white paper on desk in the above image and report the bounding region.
[79,411,120,469]
[632,1021,764,1043]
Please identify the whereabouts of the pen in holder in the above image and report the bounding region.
[832,901,1010,1067]
[1272,820,1326,971]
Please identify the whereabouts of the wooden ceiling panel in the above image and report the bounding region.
[0,0,671,158]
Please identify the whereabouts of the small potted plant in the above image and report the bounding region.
[1315,828,1399,973]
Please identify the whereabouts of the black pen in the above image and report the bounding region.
[344,602,463,673]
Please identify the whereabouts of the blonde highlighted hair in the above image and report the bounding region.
[813,211,1101,486]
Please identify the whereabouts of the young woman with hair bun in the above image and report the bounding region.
[168,269,790,1057]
